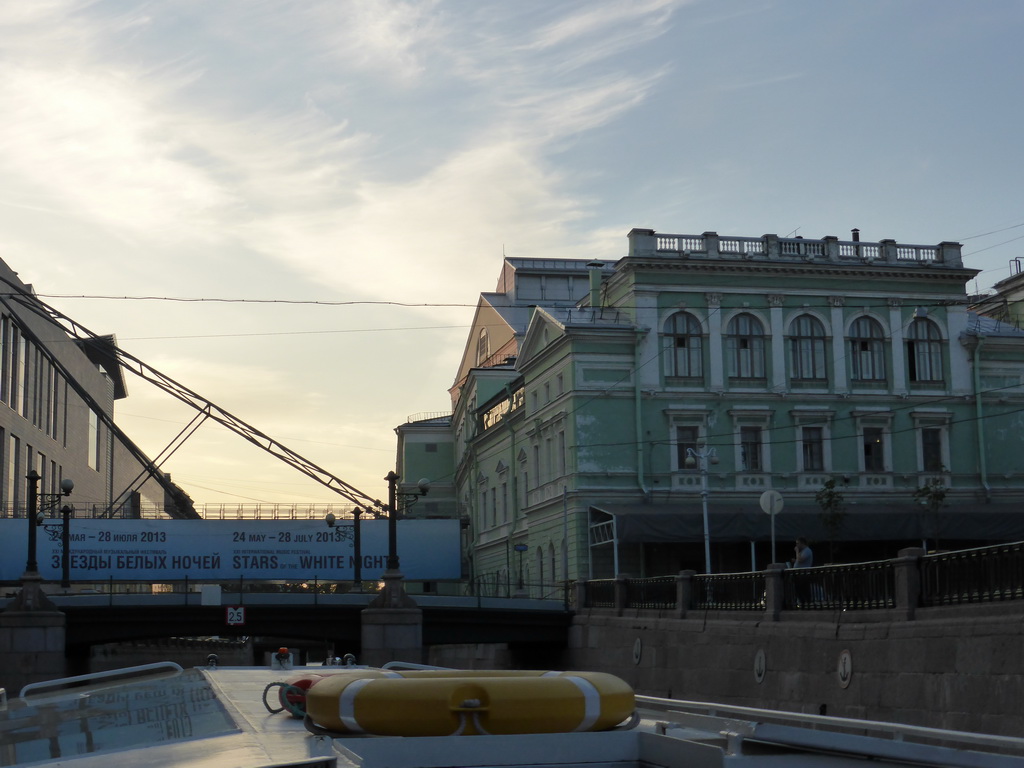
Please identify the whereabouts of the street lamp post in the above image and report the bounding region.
[385,471,400,572]
[684,440,718,574]
[25,470,41,576]
[376,471,429,607]
[61,504,74,589]
[24,470,74,577]
[384,472,430,573]
[514,543,528,596]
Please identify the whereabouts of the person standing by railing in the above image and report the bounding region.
[791,537,813,569]
[790,537,814,605]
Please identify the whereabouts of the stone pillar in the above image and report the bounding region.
[822,235,839,262]
[627,228,656,257]
[895,547,924,621]
[0,574,67,695]
[881,239,898,265]
[938,241,963,268]
[613,574,628,617]
[675,570,696,619]
[702,232,720,258]
[888,298,907,393]
[575,580,588,610]
[763,563,787,621]
[829,296,847,393]
[360,570,424,667]
[706,293,724,392]
[768,295,786,392]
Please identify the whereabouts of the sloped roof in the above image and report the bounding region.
[965,311,1024,338]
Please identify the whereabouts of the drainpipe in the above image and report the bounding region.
[973,336,992,501]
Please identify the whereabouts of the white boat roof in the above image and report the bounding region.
[2,662,1023,768]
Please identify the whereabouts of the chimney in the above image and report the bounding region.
[586,262,604,308]
[851,228,860,242]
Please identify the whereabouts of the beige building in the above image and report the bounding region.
[0,256,194,523]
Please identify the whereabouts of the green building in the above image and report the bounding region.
[398,228,1024,592]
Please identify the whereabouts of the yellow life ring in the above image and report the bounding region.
[305,669,635,737]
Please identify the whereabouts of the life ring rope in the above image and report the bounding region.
[262,682,307,718]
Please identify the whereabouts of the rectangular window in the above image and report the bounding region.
[671,336,703,377]
[17,335,28,418]
[676,426,699,470]
[0,315,7,405]
[490,488,497,526]
[501,482,508,522]
[863,427,885,472]
[921,427,943,472]
[7,434,18,509]
[740,426,763,471]
[425,443,437,453]
[801,426,824,471]
[557,431,566,476]
[88,409,100,470]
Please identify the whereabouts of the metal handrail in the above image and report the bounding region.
[19,661,183,700]
[637,695,1024,765]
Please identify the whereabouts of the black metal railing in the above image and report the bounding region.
[580,541,1024,614]
[583,579,616,608]
[783,560,896,610]
[693,572,766,610]
[624,575,676,609]
[920,541,1024,606]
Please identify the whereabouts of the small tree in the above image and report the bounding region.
[913,476,947,551]
[815,479,846,563]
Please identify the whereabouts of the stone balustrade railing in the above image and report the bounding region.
[628,228,963,269]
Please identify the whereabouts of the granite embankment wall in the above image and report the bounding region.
[562,603,1023,738]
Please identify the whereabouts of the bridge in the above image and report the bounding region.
[4,542,1024,736]
[1,590,570,658]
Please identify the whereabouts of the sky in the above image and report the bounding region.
[1,1,1022,510]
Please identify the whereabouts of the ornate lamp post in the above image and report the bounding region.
[376,471,429,607]
[25,471,74,576]
[15,470,73,611]
[684,440,718,574]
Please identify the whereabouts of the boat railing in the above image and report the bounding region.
[637,694,1024,766]
[18,662,184,700]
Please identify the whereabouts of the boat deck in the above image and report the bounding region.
[2,663,1022,768]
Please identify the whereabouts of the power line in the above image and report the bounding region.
[957,222,1024,241]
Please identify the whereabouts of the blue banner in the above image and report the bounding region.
[0,518,461,582]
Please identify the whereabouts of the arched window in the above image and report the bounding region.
[476,328,489,365]
[549,542,557,587]
[726,313,765,380]
[664,312,703,378]
[789,314,827,381]
[907,318,943,383]
[849,317,886,381]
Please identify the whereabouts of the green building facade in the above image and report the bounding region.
[398,228,1024,592]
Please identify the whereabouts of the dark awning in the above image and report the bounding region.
[591,502,1024,544]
